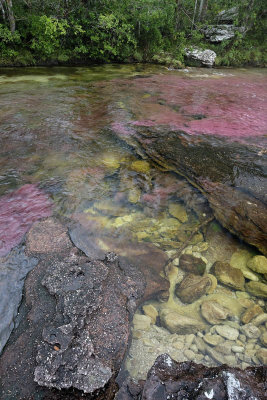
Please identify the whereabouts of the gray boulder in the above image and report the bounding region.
[204,25,245,43]
[217,7,239,24]
[185,47,216,67]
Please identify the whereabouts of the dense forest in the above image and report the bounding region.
[0,0,266,67]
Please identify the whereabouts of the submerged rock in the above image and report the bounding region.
[246,281,267,298]
[212,260,245,290]
[201,300,229,325]
[116,354,266,400]
[26,217,73,255]
[241,305,264,324]
[69,223,169,301]
[168,202,188,223]
[110,125,267,256]
[179,253,206,275]
[160,309,206,334]
[247,255,267,274]
[176,273,216,303]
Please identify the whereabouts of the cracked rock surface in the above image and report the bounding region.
[0,219,145,400]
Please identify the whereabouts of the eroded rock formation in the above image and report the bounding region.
[110,125,267,255]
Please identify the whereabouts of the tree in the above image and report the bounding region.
[0,0,15,32]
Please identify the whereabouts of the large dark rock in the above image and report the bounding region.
[110,125,267,255]
[116,354,267,400]
[0,231,146,399]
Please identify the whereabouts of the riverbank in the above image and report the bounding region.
[0,44,266,69]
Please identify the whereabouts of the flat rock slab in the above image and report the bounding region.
[0,240,145,399]
[116,354,267,400]
[69,223,170,301]
[26,217,73,255]
[110,125,267,255]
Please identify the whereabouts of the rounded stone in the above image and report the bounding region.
[246,281,267,298]
[201,300,229,325]
[143,304,158,324]
[241,305,264,324]
[176,274,216,303]
[133,314,151,331]
[203,334,224,346]
[178,254,206,275]
[232,345,244,353]
[211,261,245,290]
[255,348,267,364]
[215,325,239,341]
[168,203,188,223]
[247,255,267,274]
[251,313,267,326]
[241,324,261,339]
[260,331,267,347]
[184,349,195,360]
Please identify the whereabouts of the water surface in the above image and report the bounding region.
[0,65,266,374]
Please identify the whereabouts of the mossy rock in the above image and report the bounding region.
[130,160,150,174]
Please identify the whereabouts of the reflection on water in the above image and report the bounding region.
[0,65,266,373]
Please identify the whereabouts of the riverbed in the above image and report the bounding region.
[0,65,266,382]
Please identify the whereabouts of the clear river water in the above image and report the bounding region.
[0,65,266,377]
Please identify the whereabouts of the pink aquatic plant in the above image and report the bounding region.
[0,184,52,256]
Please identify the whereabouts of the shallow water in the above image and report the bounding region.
[0,65,266,372]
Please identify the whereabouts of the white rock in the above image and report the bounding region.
[185,48,216,67]
[215,325,239,341]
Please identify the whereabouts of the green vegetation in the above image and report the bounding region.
[0,0,266,66]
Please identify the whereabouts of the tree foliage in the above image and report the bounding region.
[0,0,266,65]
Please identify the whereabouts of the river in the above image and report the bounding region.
[0,65,266,385]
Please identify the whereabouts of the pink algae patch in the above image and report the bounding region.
[0,184,52,256]
[112,72,267,140]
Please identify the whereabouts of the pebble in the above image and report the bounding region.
[241,323,261,339]
[232,345,244,353]
[190,344,198,353]
[143,304,158,324]
[260,331,267,347]
[239,334,246,343]
[252,355,260,364]
[173,341,184,350]
[241,362,250,369]
[214,343,232,355]
[224,355,237,365]
[206,347,225,364]
[251,313,267,326]
[195,353,204,362]
[243,355,251,363]
[185,334,195,346]
[215,325,239,341]
[246,343,255,350]
[184,349,195,360]
[133,314,151,331]
[194,337,206,353]
[197,331,204,338]
[203,334,224,346]
[245,349,256,358]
